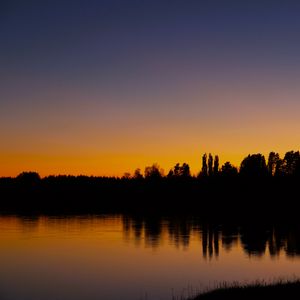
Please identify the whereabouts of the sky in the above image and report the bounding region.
[1,0,300,177]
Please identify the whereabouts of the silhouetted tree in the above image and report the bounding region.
[174,163,181,176]
[16,172,41,186]
[181,163,191,178]
[240,154,268,177]
[167,169,174,178]
[213,155,219,175]
[122,172,131,179]
[168,163,191,178]
[133,168,143,179]
[220,162,238,177]
[208,153,213,176]
[282,151,300,176]
[201,154,208,177]
[267,152,280,176]
[144,164,164,180]
[274,158,284,177]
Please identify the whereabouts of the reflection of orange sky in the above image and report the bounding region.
[1,217,300,300]
[0,215,300,287]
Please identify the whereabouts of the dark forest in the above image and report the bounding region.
[1,151,300,219]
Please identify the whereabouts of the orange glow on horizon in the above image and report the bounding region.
[0,148,298,178]
[2,79,300,178]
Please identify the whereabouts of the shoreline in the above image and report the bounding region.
[189,280,300,299]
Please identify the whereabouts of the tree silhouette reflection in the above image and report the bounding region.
[122,216,300,259]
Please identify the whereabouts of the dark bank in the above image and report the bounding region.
[189,280,300,300]
[1,151,300,221]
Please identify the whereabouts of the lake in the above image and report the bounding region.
[0,215,299,300]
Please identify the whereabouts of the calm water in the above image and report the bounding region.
[0,215,300,300]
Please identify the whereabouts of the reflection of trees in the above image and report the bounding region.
[268,226,286,257]
[285,226,300,256]
[168,218,193,249]
[240,225,300,258]
[240,225,269,256]
[221,224,239,251]
[122,216,162,247]
[143,217,162,247]
[122,216,300,259]
[201,224,220,259]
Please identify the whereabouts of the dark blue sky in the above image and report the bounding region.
[2,1,300,176]
[3,0,300,85]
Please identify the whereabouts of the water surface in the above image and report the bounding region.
[0,215,299,300]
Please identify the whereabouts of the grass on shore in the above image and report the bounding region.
[188,279,300,299]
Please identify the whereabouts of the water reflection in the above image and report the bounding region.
[122,216,300,258]
[0,215,300,300]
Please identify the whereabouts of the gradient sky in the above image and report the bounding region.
[1,0,300,177]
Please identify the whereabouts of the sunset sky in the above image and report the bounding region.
[1,0,300,177]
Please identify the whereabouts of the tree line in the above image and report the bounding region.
[2,150,300,182]
[1,150,300,216]
[122,150,300,180]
